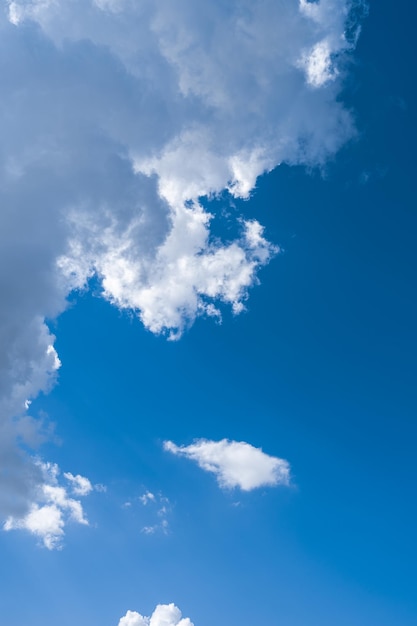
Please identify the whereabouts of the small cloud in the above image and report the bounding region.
[141,518,169,536]
[164,439,291,491]
[4,462,92,549]
[139,491,156,505]
[141,525,157,535]
[64,472,93,496]
[359,166,388,186]
[94,483,107,493]
[125,490,171,535]
[118,603,194,626]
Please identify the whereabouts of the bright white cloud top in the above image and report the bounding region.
[3,462,91,549]
[118,604,194,626]
[164,439,291,491]
[0,0,364,541]
[63,472,93,496]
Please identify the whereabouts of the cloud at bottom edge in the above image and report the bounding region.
[118,603,194,626]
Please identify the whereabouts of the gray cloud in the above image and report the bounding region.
[4,460,92,549]
[0,0,364,531]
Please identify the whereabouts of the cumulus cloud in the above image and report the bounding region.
[63,472,93,496]
[4,461,91,549]
[118,604,193,626]
[164,439,291,491]
[0,0,364,528]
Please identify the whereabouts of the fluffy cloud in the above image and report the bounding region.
[0,0,364,528]
[164,439,290,491]
[4,462,91,549]
[118,604,193,626]
[63,472,93,496]
[139,491,156,506]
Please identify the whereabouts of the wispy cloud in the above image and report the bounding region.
[164,439,291,491]
[139,491,171,536]
[124,490,172,535]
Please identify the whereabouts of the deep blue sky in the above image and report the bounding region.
[1,2,416,625]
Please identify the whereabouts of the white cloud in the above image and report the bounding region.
[118,604,194,626]
[4,461,91,549]
[139,491,156,505]
[0,0,364,524]
[125,491,171,535]
[64,472,93,496]
[119,611,148,626]
[141,519,169,536]
[299,39,339,88]
[164,439,291,491]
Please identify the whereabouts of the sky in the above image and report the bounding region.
[0,1,416,625]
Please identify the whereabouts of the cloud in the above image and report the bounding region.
[139,491,156,506]
[118,604,193,626]
[63,472,93,496]
[3,461,91,549]
[124,491,171,535]
[164,439,291,491]
[0,0,364,528]
[141,519,169,536]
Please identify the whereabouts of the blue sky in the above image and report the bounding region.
[0,1,416,625]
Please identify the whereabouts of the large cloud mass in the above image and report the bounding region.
[0,0,364,534]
